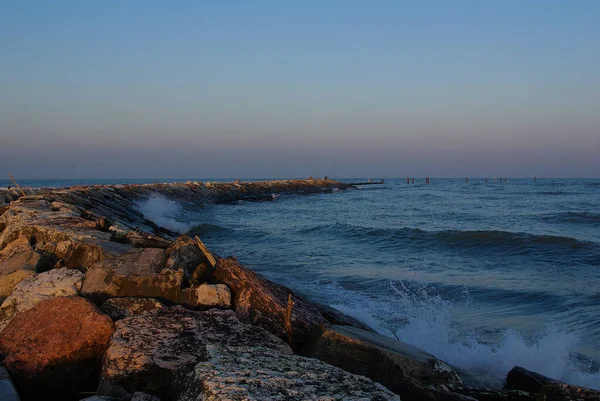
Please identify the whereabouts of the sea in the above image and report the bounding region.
[2,177,599,389]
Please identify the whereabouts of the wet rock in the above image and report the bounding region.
[0,367,21,401]
[316,302,375,332]
[165,235,207,281]
[504,366,600,400]
[0,296,115,401]
[303,324,462,399]
[453,386,534,401]
[175,345,400,401]
[213,257,326,350]
[102,306,291,400]
[0,268,83,332]
[178,283,231,309]
[100,297,164,321]
[81,248,182,303]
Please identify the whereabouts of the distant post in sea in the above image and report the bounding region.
[534,176,537,182]
[466,177,468,183]
[407,178,410,184]
[412,178,414,184]
[426,177,430,184]
[486,178,488,183]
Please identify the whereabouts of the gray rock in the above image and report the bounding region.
[0,268,83,332]
[176,345,400,401]
[303,324,462,399]
[0,367,20,401]
[100,297,163,321]
[102,306,292,400]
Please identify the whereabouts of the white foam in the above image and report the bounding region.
[136,195,196,233]
[294,277,600,390]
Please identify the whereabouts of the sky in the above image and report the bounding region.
[1,1,599,179]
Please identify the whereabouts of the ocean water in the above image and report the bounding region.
[4,178,600,389]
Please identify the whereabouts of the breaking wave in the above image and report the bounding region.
[135,195,197,233]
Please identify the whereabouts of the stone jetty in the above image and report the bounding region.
[0,179,598,400]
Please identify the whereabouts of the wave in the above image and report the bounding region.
[283,275,600,390]
[135,195,197,233]
[542,211,600,225]
[299,223,597,252]
[186,223,230,237]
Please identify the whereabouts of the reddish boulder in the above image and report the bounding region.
[0,296,115,400]
[212,257,326,350]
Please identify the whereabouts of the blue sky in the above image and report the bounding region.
[1,1,599,178]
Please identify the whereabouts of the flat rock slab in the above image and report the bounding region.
[102,306,292,400]
[213,257,326,350]
[0,268,83,332]
[176,345,400,401]
[100,297,164,321]
[177,283,231,309]
[303,324,461,399]
[0,296,115,401]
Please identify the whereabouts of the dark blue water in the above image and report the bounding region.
[5,178,600,388]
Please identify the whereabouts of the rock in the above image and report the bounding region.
[0,367,20,401]
[81,248,182,303]
[96,216,112,232]
[212,257,326,350]
[175,345,401,401]
[0,268,84,332]
[102,306,291,400]
[81,393,160,401]
[38,239,131,270]
[316,302,375,332]
[80,393,160,401]
[100,297,164,321]
[0,237,41,299]
[0,297,115,401]
[453,386,535,401]
[178,283,231,309]
[165,235,208,281]
[303,324,462,399]
[504,366,600,400]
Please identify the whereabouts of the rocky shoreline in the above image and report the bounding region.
[0,179,598,400]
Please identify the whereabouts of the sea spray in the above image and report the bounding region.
[136,194,196,233]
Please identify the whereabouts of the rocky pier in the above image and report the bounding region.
[0,179,598,401]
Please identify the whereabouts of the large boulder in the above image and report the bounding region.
[0,367,20,401]
[504,366,600,400]
[0,268,83,332]
[102,306,292,400]
[81,248,181,303]
[303,324,462,399]
[0,296,115,401]
[212,257,326,350]
[175,345,401,401]
[0,237,40,299]
[100,297,164,321]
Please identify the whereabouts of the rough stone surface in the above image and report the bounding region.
[81,248,181,303]
[316,302,375,332]
[102,306,292,400]
[0,296,115,401]
[164,235,207,281]
[178,283,231,309]
[213,257,326,350]
[100,297,164,321]
[175,345,400,401]
[0,268,84,332]
[0,237,40,299]
[0,366,21,401]
[504,366,600,400]
[303,324,462,399]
